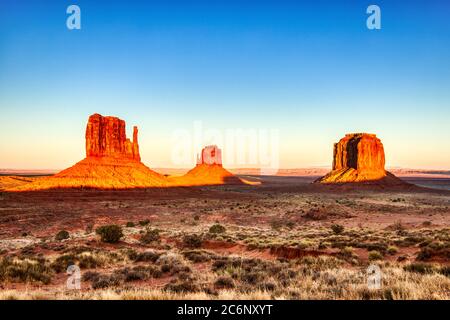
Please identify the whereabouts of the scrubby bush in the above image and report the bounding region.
[157,253,191,276]
[95,225,123,243]
[387,246,398,255]
[126,221,135,228]
[182,250,217,263]
[140,229,161,244]
[55,230,70,241]
[164,279,199,293]
[403,262,436,274]
[331,224,344,235]
[50,251,108,273]
[133,250,161,263]
[91,274,122,289]
[114,265,162,282]
[183,234,202,248]
[209,224,226,234]
[0,257,53,284]
[368,250,383,261]
[214,276,235,289]
[139,219,150,226]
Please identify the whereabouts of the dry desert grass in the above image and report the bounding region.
[0,175,449,300]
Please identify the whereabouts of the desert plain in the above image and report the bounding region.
[0,171,449,300]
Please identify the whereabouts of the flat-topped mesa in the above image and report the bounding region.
[318,133,387,183]
[85,113,141,161]
[333,133,385,172]
[196,145,222,166]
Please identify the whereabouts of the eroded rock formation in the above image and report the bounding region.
[196,145,222,166]
[9,116,251,191]
[317,133,394,183]
[11,114,167,190]
[86,114,140,161]
[332,133,385,172]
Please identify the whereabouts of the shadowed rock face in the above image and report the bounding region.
[318,133,391,183]
[86,113,140,161]
[333,133,385,172]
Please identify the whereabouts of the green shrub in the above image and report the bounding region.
[140,229,161,244]
[214,276,235,289]
[340,246,355,258]
[91,274,122,289]
[209,224,226,234]
[95,225,123,243]
[182,250,217,263]
[133,250,161,263]
[331,224,344,235]
[139,219,150,226]
[0,257,53,284]
[368,250,383,261]
[126,221,135,228]
[387,246,398,255]
[55,230,70,241]
[183,234,202,248]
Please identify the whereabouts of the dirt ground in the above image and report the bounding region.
[0,175,449,299]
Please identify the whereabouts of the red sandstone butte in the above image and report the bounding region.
[170,145,255,186]
[9,116,252,191]
[317,133,401,184]
[11,114,167,190]
[86,113,140,161]
[196,145,222,166]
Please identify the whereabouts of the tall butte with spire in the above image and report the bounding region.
[13,114,168,190]
[85,113,141,161]
[316,133,405,185]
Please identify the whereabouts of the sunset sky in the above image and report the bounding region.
[1,0,449,170]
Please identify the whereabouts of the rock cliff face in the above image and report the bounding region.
[317,133,392,183]
[10,116,249,191]
[332,133,385,172]
[12,114,168,190]
[86,114,140,161]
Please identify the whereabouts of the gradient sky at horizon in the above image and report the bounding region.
[1,0,449,170]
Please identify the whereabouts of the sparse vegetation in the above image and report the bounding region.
[0,182,449,300]
[182,234,203,248]
[0,257,53,284]
[140,229,161,244]
[95,225,123,243]
[209,224,226,234]
[55,230,70,241]
[139,219,150,226]
[368,250,383,261]
[331,224,344,235]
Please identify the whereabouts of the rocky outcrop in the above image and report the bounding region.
[332,133,385,172]
[11,114,168,190]
[169,145,256,186]
[86,114,140,161]
[9,116,251,191]
[317,133,397,184]
[196,145,222,166]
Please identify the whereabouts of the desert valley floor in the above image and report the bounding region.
[0,175,449,299]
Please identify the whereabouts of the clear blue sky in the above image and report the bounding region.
[1,0,449,169]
